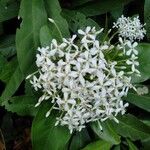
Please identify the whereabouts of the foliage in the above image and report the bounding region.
[0,0,150,149]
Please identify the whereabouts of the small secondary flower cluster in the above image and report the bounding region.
[113,15,146,41]
[137,86,149,95]
[27,16,145,133]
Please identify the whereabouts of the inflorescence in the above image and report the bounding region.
[27,15,146,133]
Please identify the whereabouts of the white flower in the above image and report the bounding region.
[30,76,41,91]
[113,15,146,41]
[126,54,139,72]
[50,39,66,57]
[63,35,78,51]
[78,26,103,50]
[126,41,138,56]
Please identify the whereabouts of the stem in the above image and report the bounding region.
[108,31,119,43]
[48,18,63,40]
[26,70,39,79]
[102,29,112,42]
[46,102,56,117]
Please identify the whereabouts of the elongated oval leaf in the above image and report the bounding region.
[137,43,150,77]
[125,92,150,112]
[126,139,138,150]
[144,0,150,41]
[32,103,71,150]
[40,25,52,47]
[91,120,121,145]
[76,0,133,16]
[44,0,70,37]
[0,1,19,22]
[62,10,100,33]
[3,96,38,116]
[0,61,24,104]
[69,129,91,150]
[82,140,112,150]
[16,0,48,75]
[111,114,150,141]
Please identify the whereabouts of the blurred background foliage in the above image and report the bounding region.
[0,0,150,149]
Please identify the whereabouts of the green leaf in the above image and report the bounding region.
[137,43,150,76]
[142,120,150,127]
[91,120,121,145]
[0,0,20,22]
[144,0,150,41]
[16,0,47,75]
[0,58,17,83]
[131,73,149,84]
[126,139,138,150]
[32,103,71,150]
[69,129,91,150]
[76,0,133,16]
[40,23,62,47]
[124,92,150,112]
[40,25,52,47]
[112,145,120,150]
[82,140,112,150]
[111,6,123,20]
[0,35,16,58]
[0,61,24,104]
[62,10,100,33]
[44,0,70,37]
[111,114,150,141]
[3,95,38,116]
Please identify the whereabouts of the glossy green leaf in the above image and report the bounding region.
[62,10,100,33]
[76,0,133,16]
[0,0,20,22]
[131,73,149,84]
[124,92,150,112]
[0,62,24,104]
[16,0,47,75]
[82,140,112,150]
[137,43,150,76]
[111,6,123,20]
[40,23,62,47]
[69,129,91,150]
[40,25,52,47]
[111,114,150,141]
[44,0,70,37]
[91,120,121,145]
[112,145,120,150]
[3,95,38,116]
[0,58,17,83]
[32,103,71,150]
[0,35,16,58]
[144,0,150,41]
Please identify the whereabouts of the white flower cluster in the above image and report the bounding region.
[117,38,140,75]
[113,15,146,41]
[137,86,149,95]
[27,16,145,133]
